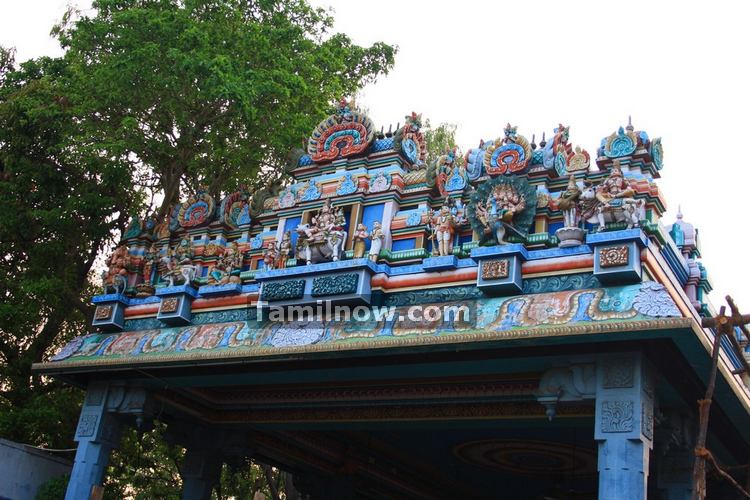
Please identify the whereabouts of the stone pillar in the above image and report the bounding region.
[65,383,122,500]
[594,353,654,500]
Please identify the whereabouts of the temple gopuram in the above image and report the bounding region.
[35,102,750,499]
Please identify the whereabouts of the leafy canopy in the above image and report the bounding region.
[56,0,396,218]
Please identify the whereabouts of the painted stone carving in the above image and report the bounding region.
[262,280,305,301]
[428,148,464,197]
[567,146,591,172]
[311,274,359,297]
[160,297,180,314]
[135,244,159,297]
[429,199,460,257]
[602,358,635,388]
[278,186,297,209]
[160,238,197,286]
[579,160,643,232]
[307,98,375,163]
[483,124,533,175]
[336,172,357,196]
[554,175,585,248]
[632,282,681,317]
[601,126,638,158]
[599,245,630,268]
[177,187,215,228]
[369,221,384,262]
[557,175,582,228]
[482,260,509,280]
[368,171,391,193]
[295,198,347,264]
[266,322,325,348]
[650,137,663,169]
[220,187,252,229]
[393,111,427,169]
[277,231,292,269]
[601,400,635,432]
[210,242,243,284]
[352,224,369,259]
[52,282,683,363]
[467,175,537,245]
[102,245,131,294]
[299,179,321,202]
[94,305,113,321]
[263,241,280,270]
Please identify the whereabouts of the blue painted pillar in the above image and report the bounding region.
[65,383,122,500]
[594,353,654,500]
[181,446,222,500]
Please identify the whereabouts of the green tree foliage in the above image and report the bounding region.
[1,0,395,495]
[424,121,463,166]
[0,51,139,448]
[56,0,396,219]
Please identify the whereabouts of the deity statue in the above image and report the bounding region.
[102,245,131,294]
[161,238,197,286]
[352,223,370,259]
[579,160,643,232]
[369,222,384,262]
[277,231,292,269]
[211,242,243,284]
[468,177,535,246]
[596,160,635,206]
[430,199,457,257]
[263,241,279,270]
[295,199,347,265]
[557,175,582,228]
[141,244,158,285]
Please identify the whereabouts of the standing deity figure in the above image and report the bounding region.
[277,231,292,269]
[141,244,159,285]
[352,223,370,259]
[557,175,582,228]
[369,222,384,262]
[103,245,131,294]
[430,200,457,257]
[263,241,279,270]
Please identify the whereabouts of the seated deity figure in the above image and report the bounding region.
[596,160,635,207]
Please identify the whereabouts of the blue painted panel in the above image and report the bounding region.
[392,238,416,251]
[284,216,302,247]
[458,233,473,245]
[361,203,385,251]
[548,221,564,234]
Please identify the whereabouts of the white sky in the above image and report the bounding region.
[1,0,748,311]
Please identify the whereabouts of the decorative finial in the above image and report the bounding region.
[626,115,634,132]
[539,132,546,148]
[531,134,536,150]
[677,205,683,220]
